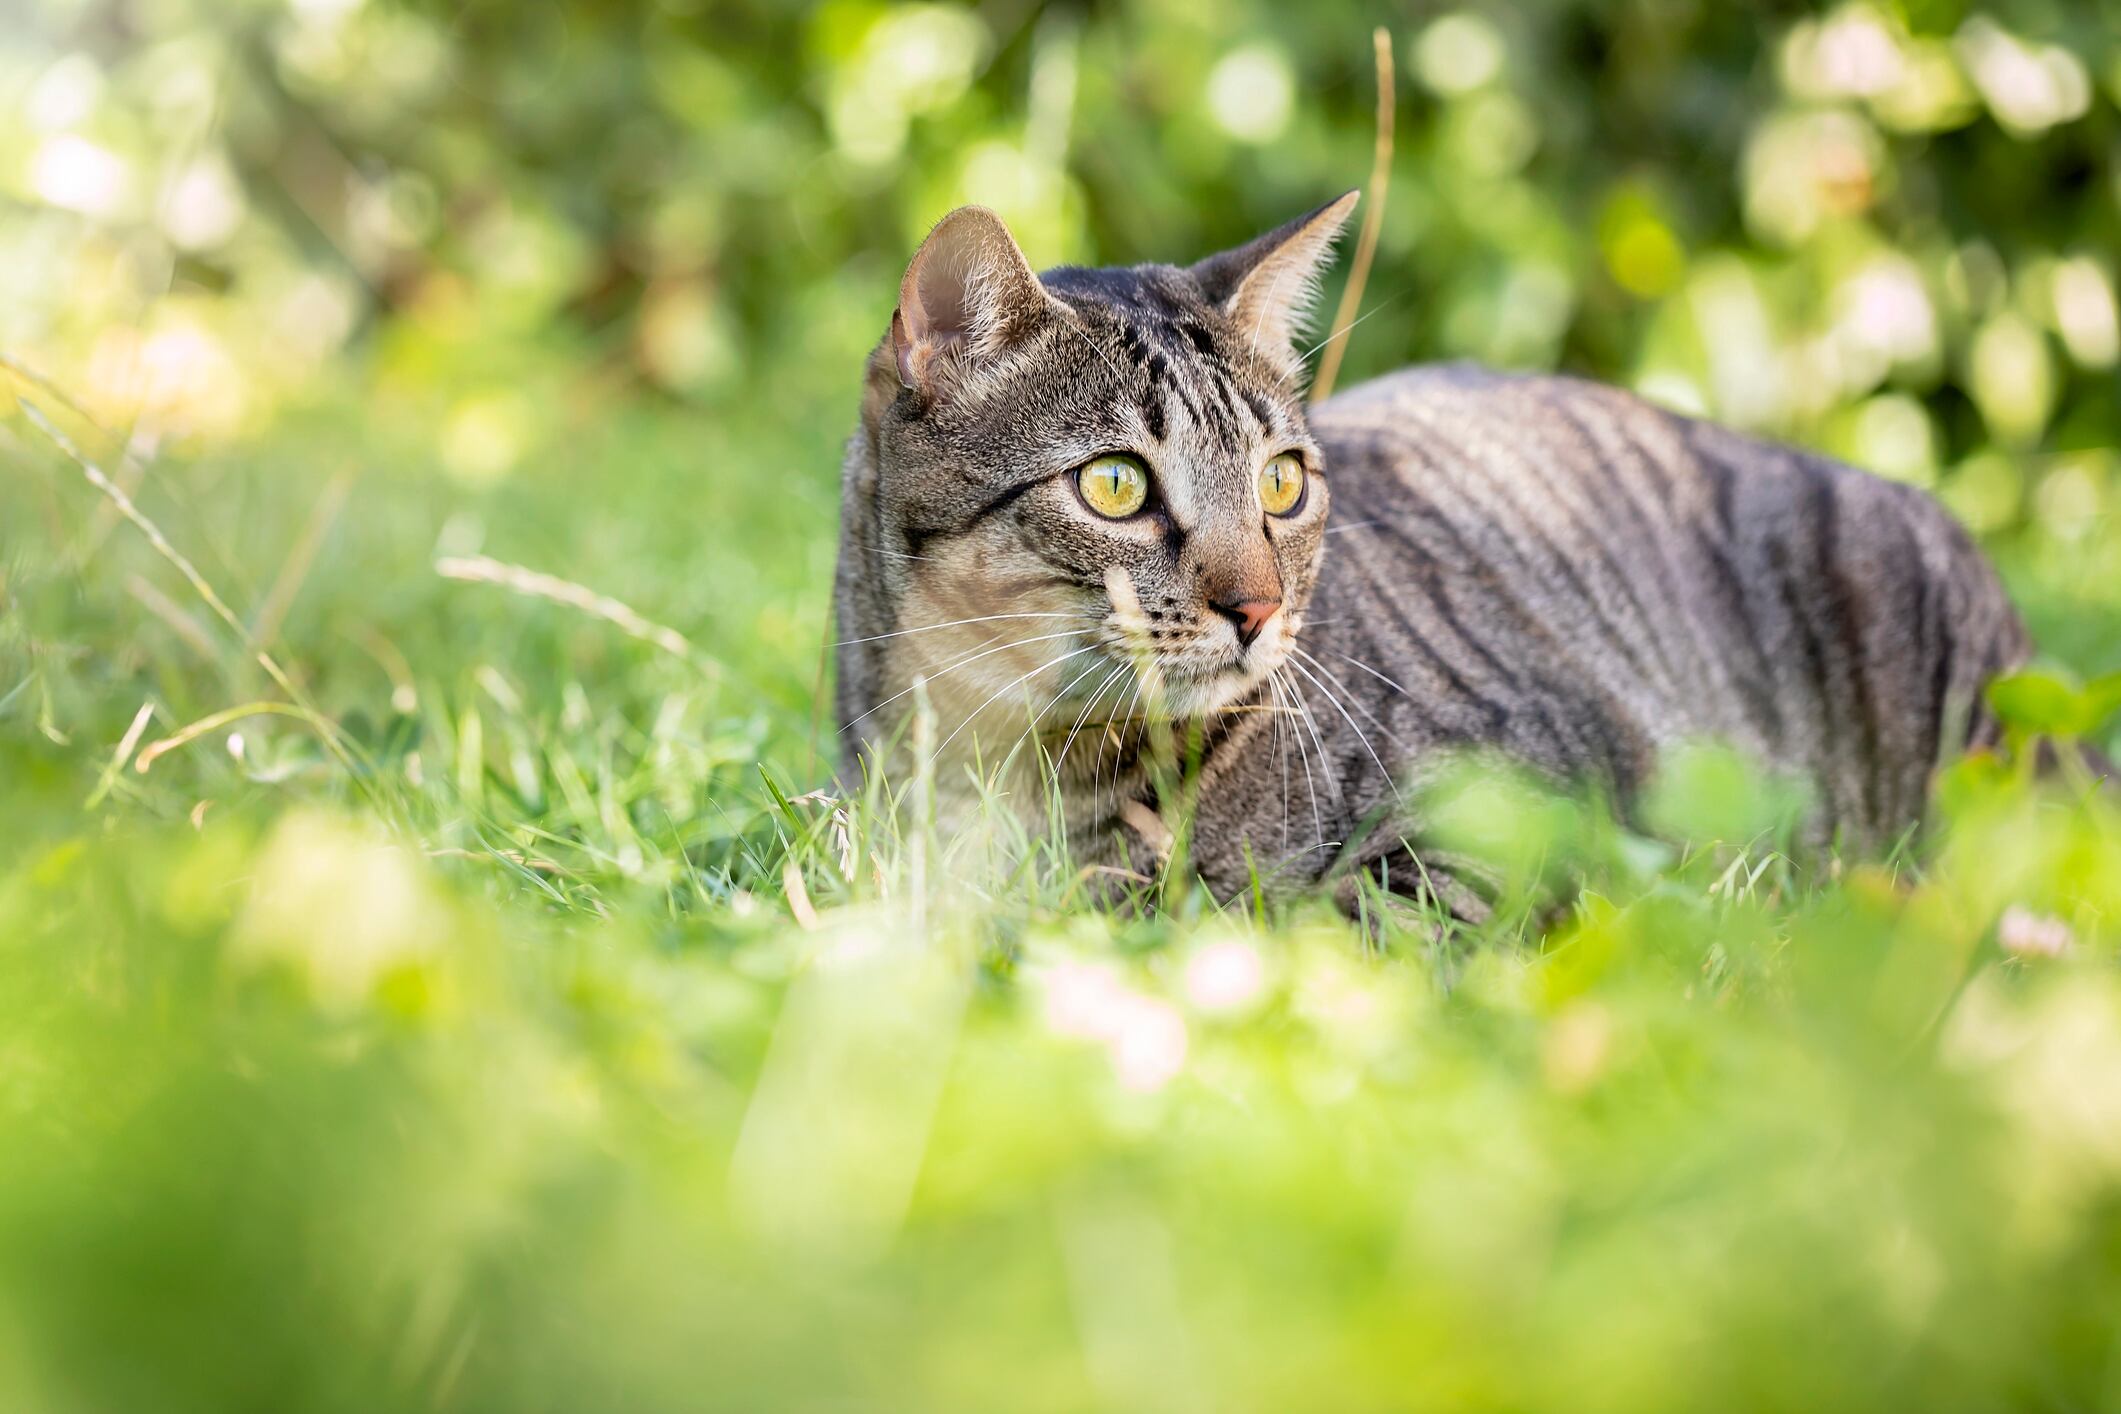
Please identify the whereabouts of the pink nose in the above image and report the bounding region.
[1211,597,1282,648]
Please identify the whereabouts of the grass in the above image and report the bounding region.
[4,343,2121,1412]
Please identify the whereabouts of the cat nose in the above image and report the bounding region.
[1209,596,1282,648]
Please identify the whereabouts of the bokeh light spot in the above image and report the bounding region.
[1206,44,1295,145]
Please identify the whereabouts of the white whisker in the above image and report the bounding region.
[1061,316,1127,385]
[1273,668,1328,850]
[1267,672,1293,856]
[1022,658,1117,778]
[1297,286,1415,364]
[934,643,1103,762]
[836,611,1080,647]
[1107,676,1143,803]
[842,628,1087,733]
[1327,648,1417,703]
[1054,661,1130,779]
[1283,667,1345,861]
[1287,652,1393,798]
[1293,644,1408,760]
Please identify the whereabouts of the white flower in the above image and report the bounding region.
[1183,940,1267,1016]
[1998,905,2073,959]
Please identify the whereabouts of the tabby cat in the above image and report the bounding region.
[832,194,2031,920]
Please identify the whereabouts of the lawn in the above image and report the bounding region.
[6,1,2121,1409]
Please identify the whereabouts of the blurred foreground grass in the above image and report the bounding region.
[8,0,2121,1408]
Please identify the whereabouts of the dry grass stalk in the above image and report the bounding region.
[86,700,157,807]
[1311,27,1395,404]
[435,554,694,660]
[18,399,358,777]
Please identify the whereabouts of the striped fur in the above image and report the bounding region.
[833,206,2030,919]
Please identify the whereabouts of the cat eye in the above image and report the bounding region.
[1259,452,1306,516]
[1076,454,1151,519]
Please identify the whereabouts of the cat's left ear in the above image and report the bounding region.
[1189,191,1360,366]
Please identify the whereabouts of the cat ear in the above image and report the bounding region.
[892,205,1051,392]
[1189,191,1360,363]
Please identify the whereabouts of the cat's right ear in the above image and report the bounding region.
[892,206,1051,393]
[1188,191,1359,369]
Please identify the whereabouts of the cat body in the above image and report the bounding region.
[833,198,2028,919]
[1184,365,2024,914]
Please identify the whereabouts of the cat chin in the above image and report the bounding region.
[1155,660,1278,719]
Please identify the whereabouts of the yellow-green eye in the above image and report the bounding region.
[1260,452,1306,516]
[1076,454,1150,519]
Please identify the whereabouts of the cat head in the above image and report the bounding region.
[836,193,1357,767]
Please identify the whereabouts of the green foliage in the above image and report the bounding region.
[5,0,2121,1407]
[3,702,2121,1410]
[1989,665,2121,740]
[1642,739,1813,849]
